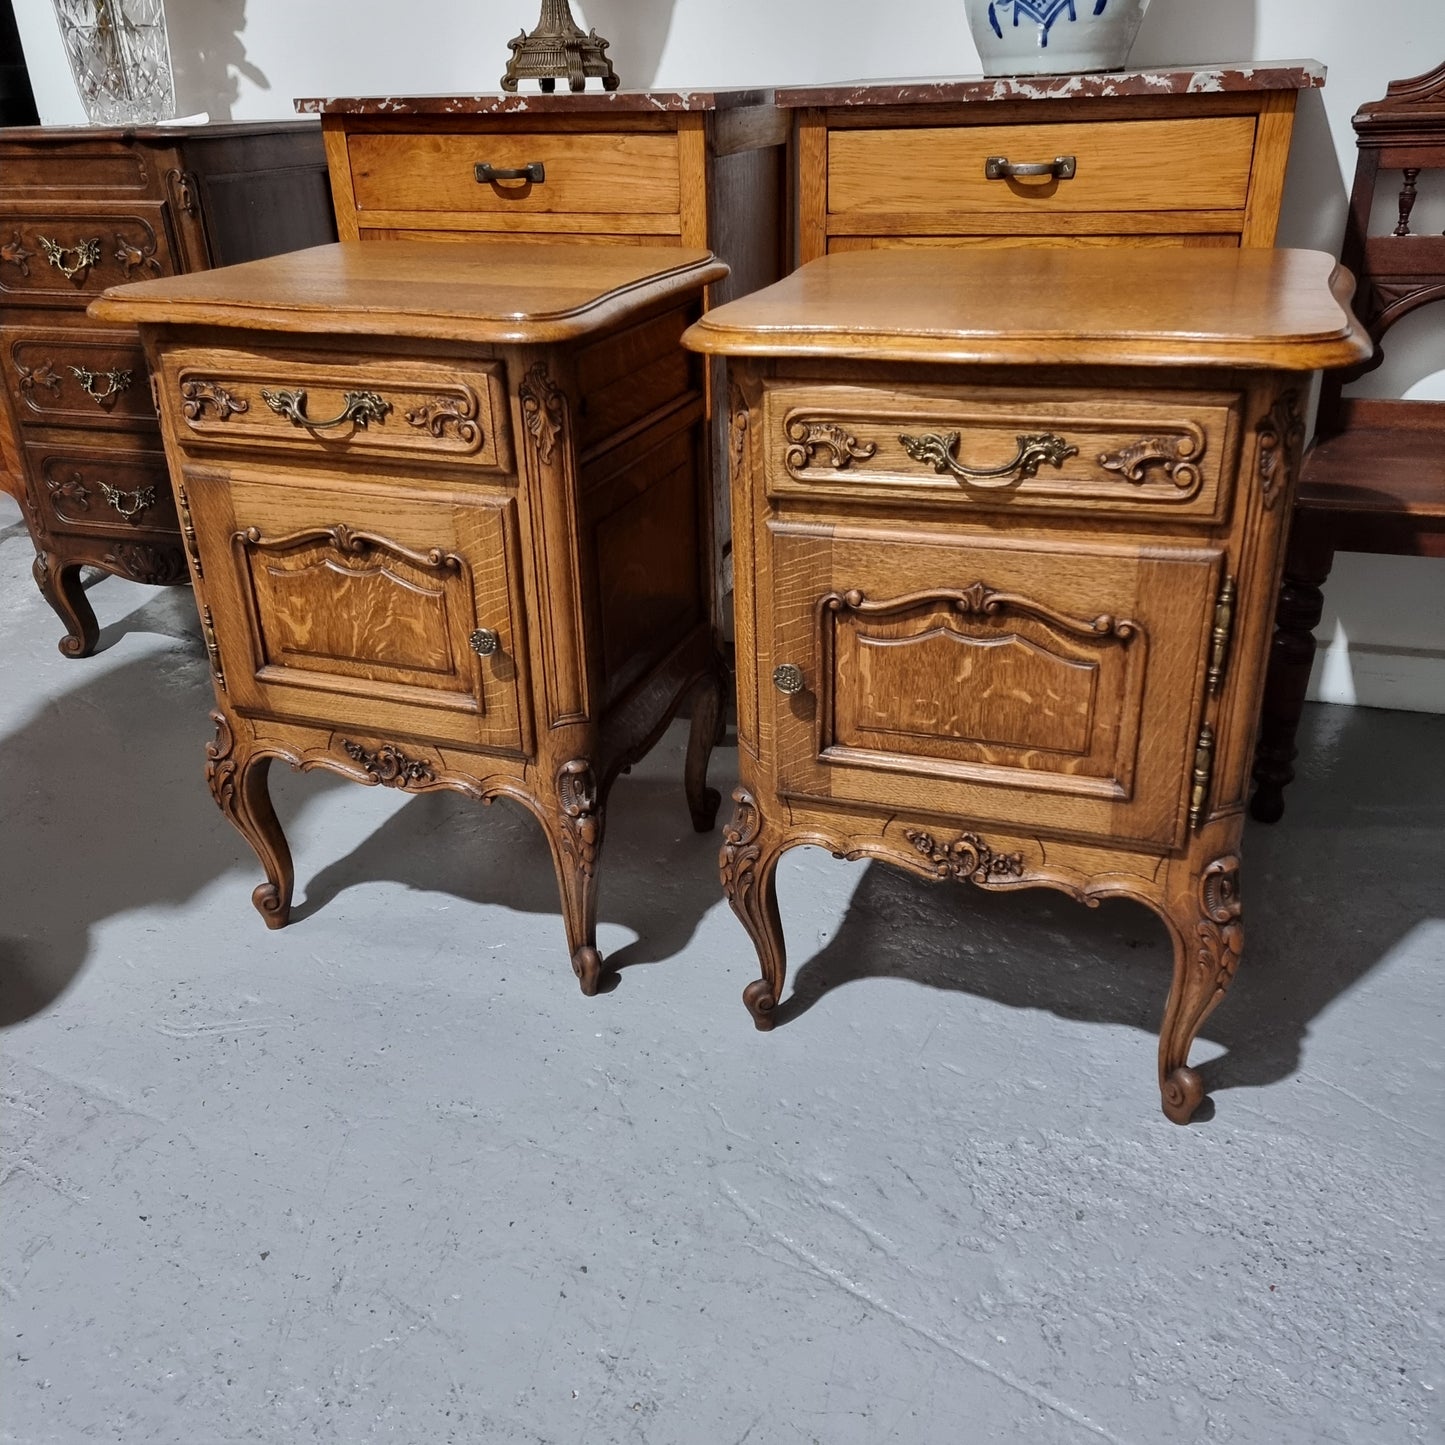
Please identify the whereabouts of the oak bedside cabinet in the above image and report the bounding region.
[778,63,1323,263]
[0,122,335,655]
[684,246,1368,1123]
[92,240,728,996]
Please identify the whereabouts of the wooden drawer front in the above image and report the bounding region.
[0,204,177,309]
[159,348,511,472]
[827,234,1240,252]
[764,384,1239,522]
[767,524,1220,849]
[347,131,681,219]
[827,117,1256,224]
[26,437,176,538]
[5,329,153,431]
[186,464,530,755]
[0,141,153,196]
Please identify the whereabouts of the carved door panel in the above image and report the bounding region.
[768,523,1220,849]
[185,464,531,756]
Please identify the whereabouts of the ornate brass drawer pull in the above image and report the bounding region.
[98,481,156,520]
[984,155,1077,181]
[38,235,101,279]
[772,663,805,695]
[469,628,500,656]
[260,388,392,431]
[475,161,545,184]
[900,430,1077,487]
[69,364,133,405]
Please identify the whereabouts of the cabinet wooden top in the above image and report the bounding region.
[89,240,728,344]
[773,60,1324,108]
[296,89,773,116]
[682,247,1370,371]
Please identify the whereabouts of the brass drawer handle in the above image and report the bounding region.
[772,663,805,695]
[984,155,1077,181]
[38,235,101,279]
[69,364,133,405]
[475,161,546,184]
[899,430,1077,488]
[469,628,500,656]
[99,482,156,520]
[260,388,392,431]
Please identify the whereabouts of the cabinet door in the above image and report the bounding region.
[185,463,531,757]
[767,523,1220,849]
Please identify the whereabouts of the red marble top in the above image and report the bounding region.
[295,89,773,117]
[773,61,1325,108]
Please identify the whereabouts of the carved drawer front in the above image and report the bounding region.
[4,328,153,432]
[825,117,1256,237]
[0,203,177,308]
[158,348,511,472]
[346,129,682,227]
[766,523,1221,849]
[185,465,530,755]
[765,384,1239,522]
[25,436,177,539]
[0,141,154,197]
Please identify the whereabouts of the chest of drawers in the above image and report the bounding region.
[92,241,727,995]
[0,122,335,656]
[684,245,1368,1122]
[778,62,1323,263]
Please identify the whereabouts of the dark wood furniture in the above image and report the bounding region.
[684,246,1367,1123]
[0,121,335,656]
[1252,64,1445,822]
[92,241,727,996]
[776,63,1323,264]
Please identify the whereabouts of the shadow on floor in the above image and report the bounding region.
[767,705,1445,1103]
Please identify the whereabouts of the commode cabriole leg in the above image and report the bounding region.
[547,757,608,996]
[719,786,789,1030]
[32,551,99,658]
[683,664,725,833]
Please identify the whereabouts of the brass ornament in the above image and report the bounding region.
[501,0,619,95]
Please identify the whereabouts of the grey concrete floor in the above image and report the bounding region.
[1,488,1441,1445]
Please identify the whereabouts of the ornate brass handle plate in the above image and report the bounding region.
[99,482,156,520]
[69,364,133,405]
[260,388,392,431]
[38,235,101,279]
[475,161,546,184]
[469,628,500,656]
[899,430,1077,488]
[772,663,805,695]
[984,155,1077,181]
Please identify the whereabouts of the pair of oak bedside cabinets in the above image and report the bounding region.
[6,65,1372,1123]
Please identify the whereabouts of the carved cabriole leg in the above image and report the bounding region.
[1154,854,1243,1124]
[719,786,788,1030]
[683,665,724,833]
[551,757,607,995]
[33,551,99,658]
[205,712,294,929]
[1251,516,1336,823]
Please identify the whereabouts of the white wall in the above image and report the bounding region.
[13,0,1445,711]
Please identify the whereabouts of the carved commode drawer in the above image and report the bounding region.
[0,122,335,656]
[684,245,1368,1123]
[92,240,728,996]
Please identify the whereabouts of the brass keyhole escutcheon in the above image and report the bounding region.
[469,628,500,656]
[773,663,805,695]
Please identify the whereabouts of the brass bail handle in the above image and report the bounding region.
[475,162,546,184]
[69,364,133,405]
[38,235,101,279]
[261,388,392,431]
[984,155,1077,181]
[899,431,1077,488]
[99,482,156,520]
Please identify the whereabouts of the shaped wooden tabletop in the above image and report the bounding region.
[682,247,1371,371]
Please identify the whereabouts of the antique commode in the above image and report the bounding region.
[91,241,728,994]
[684,246,1368,1122]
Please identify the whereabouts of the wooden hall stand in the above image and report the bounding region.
[92,241,728,996]
[684,246,1368,1123]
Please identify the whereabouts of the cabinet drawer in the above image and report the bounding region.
[764,383,1240,522]
[0,203,178,309]
[4,328,153,432]
[184,463,531,755]
[26,435,176,538]
[826,234,1240,253]
[765,523,1220,849]
[826,116,1256,223]
[157,346,512,473]
[347,130,681,219]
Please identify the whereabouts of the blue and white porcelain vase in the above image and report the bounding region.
[964,0,1152,76]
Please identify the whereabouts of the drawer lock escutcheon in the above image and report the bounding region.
[475,161,546,184]
[772,663,805,696]
[469,628,500,656]
[38,235,101,279]
[261,388,392,431]
[69,365,133,405]
[900,430,1077,487]
[984,155,1077,181]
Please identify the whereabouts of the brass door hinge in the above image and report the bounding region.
[1189,721,1216,831]
[1206,574,1236,694]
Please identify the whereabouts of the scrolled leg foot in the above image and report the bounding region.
[721,788,787,1029]
[684,666,725,833]
[742,977,777,1031]
[33,552,99,659]
[572,945,606,997]
[253,882,290,930]
[1161,1066,1206,1125]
